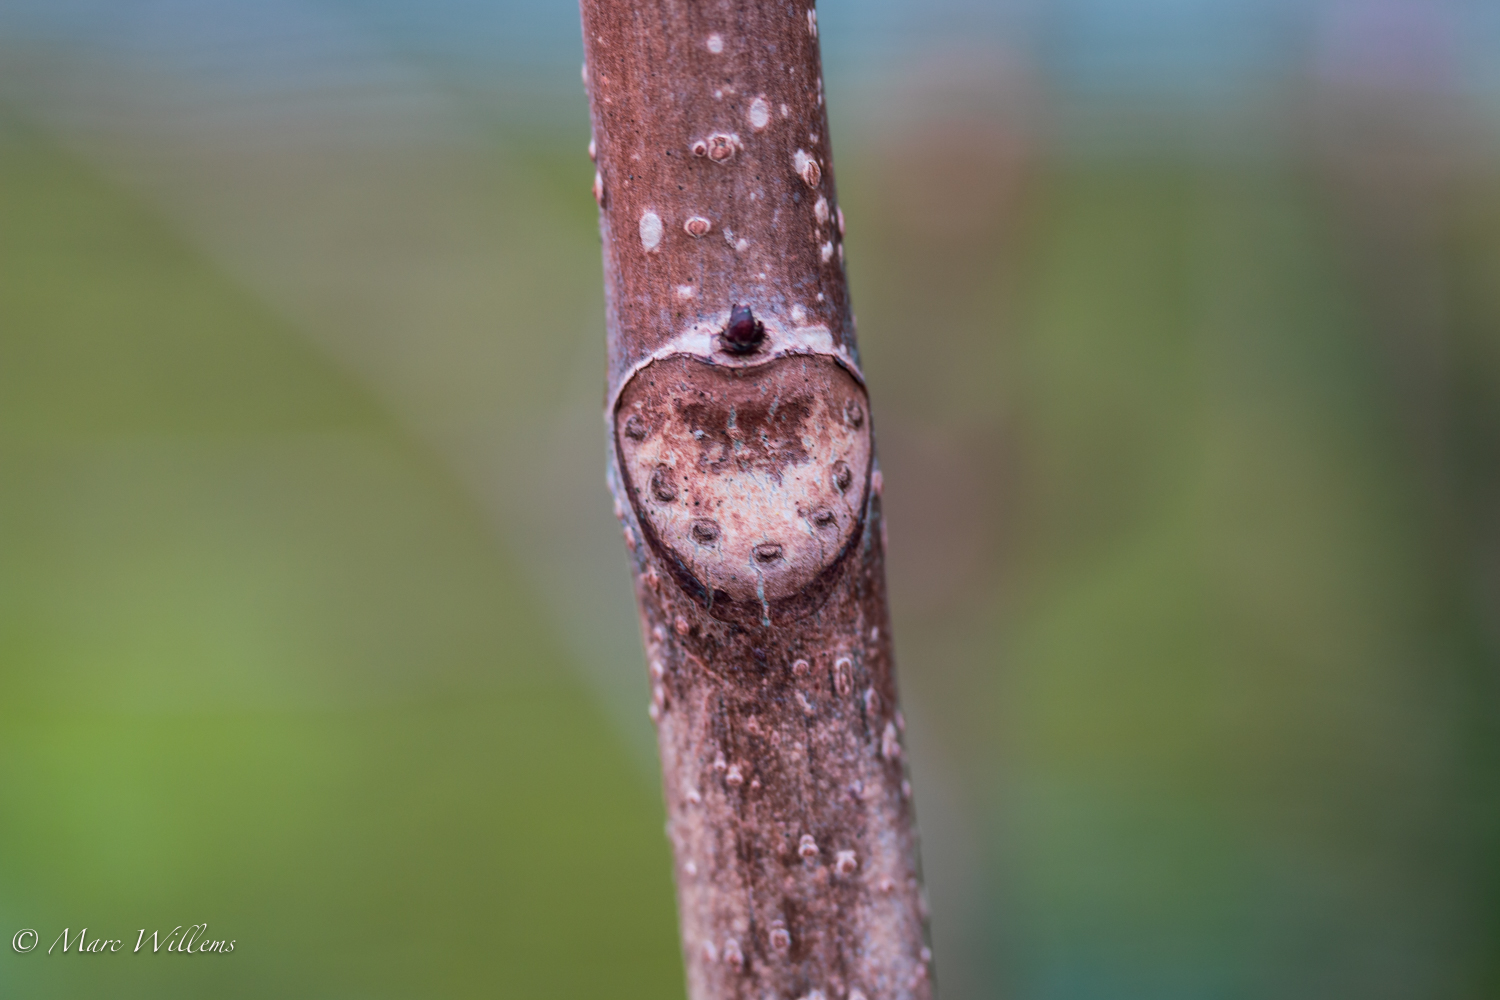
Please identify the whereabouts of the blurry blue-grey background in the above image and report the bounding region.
[2,0,1499,996]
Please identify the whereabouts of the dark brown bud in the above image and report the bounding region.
[722,304,766,355]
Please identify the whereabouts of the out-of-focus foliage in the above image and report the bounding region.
[2,1,1499,997]
[0,118,681,999]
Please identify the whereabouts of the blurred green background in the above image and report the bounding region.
[2,1,1499,997]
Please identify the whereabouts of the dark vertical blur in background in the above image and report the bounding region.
[2,1,1498,997]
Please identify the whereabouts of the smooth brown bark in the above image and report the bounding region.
[579,3,931,998]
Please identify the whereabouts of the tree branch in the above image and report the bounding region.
[579,3,931,997]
